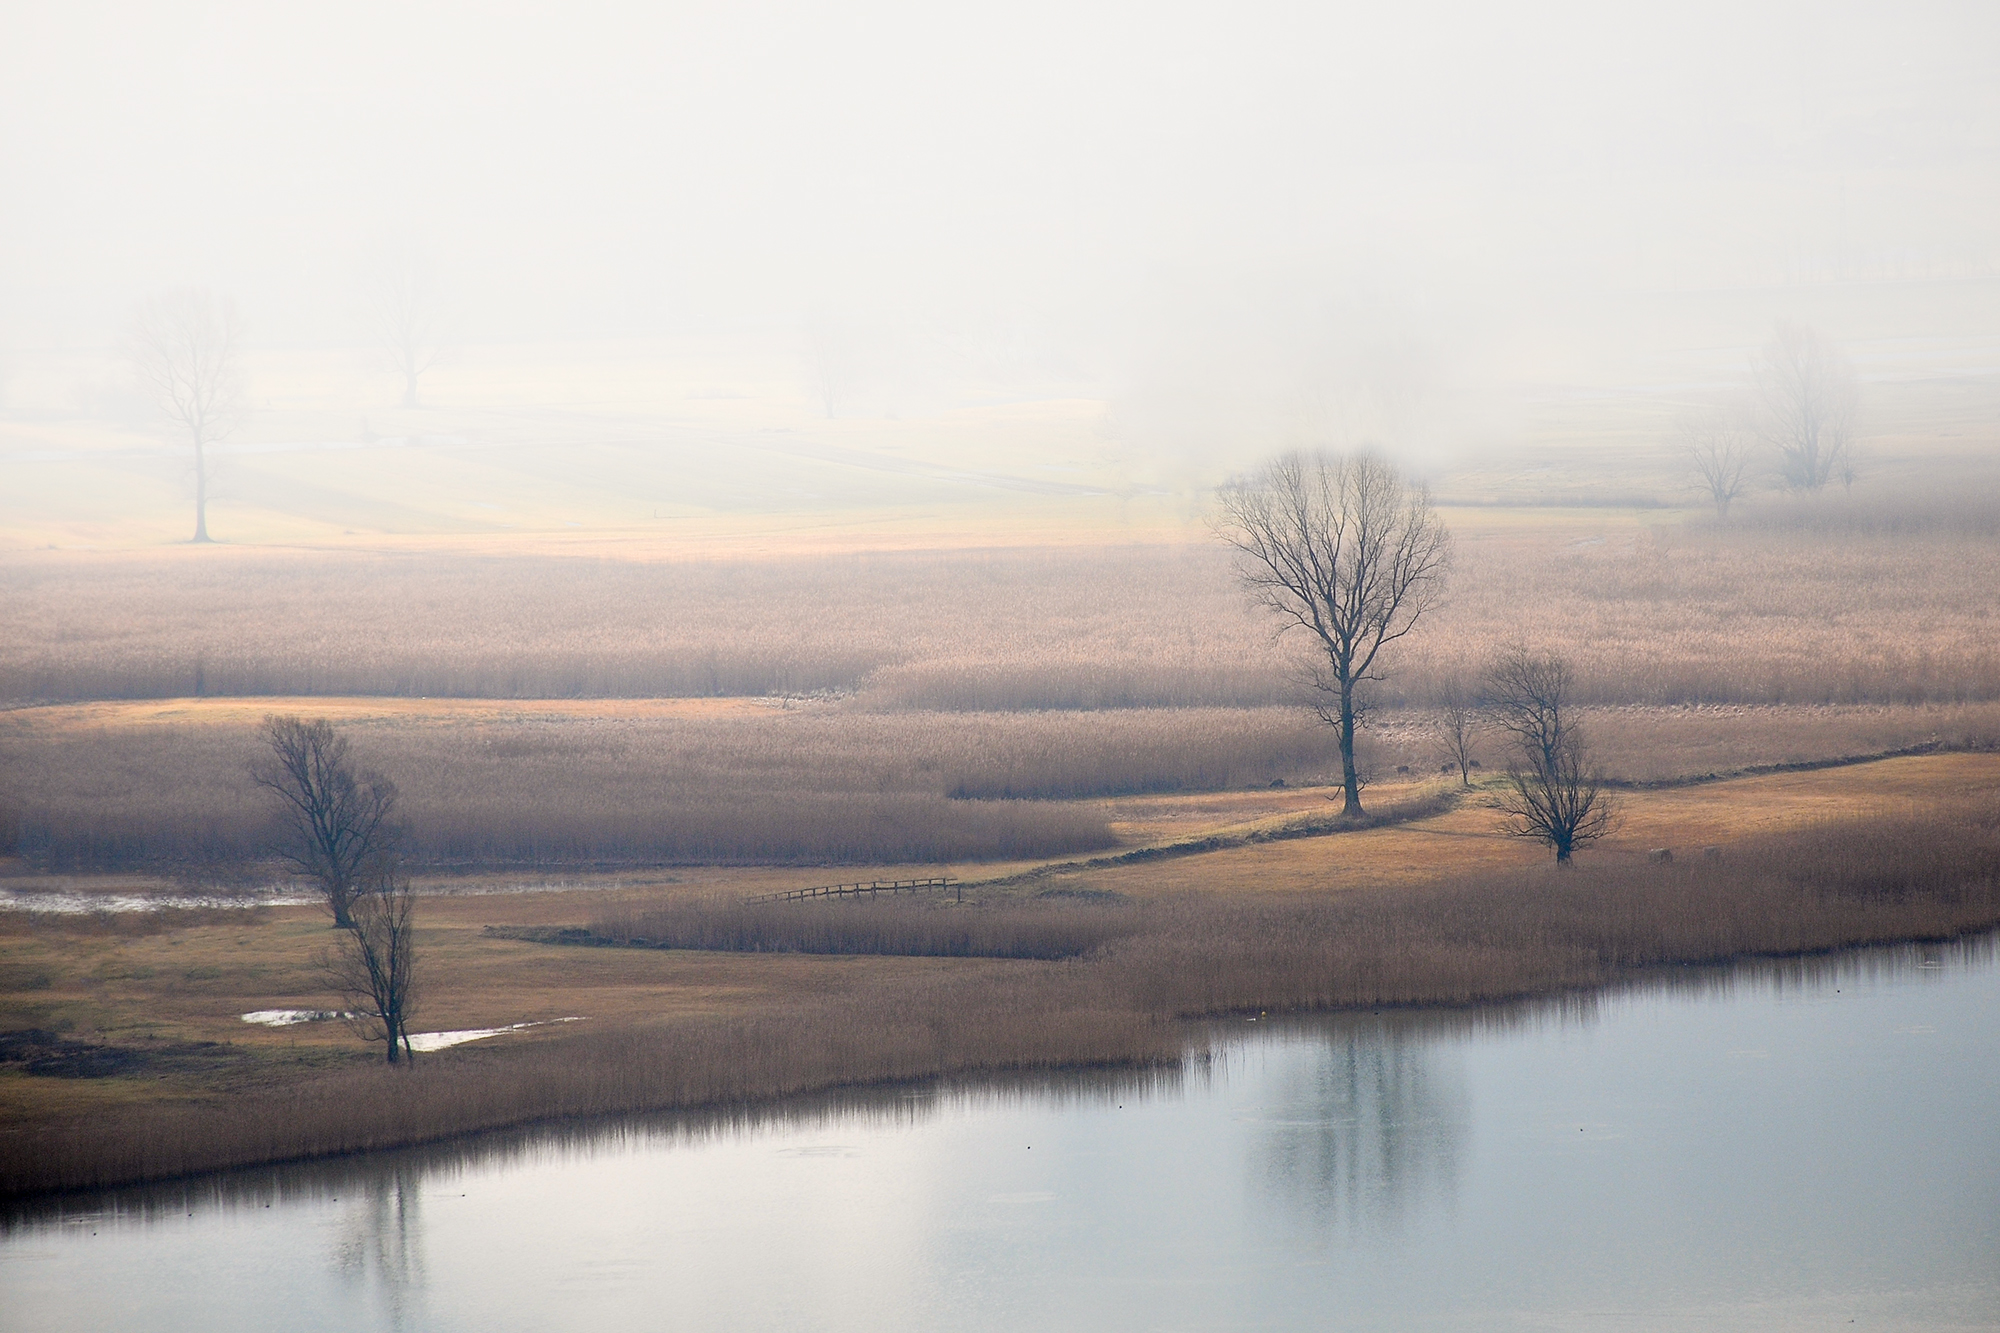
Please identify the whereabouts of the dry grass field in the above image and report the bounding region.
[6,493,1999,712]
[4,444,2000,1195]
[6,695,1995,876]
[3,757,1997,1194]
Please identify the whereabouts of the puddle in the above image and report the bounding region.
[239,1013,585,1047]
[406,1018,585,1052]
[1,889,318,915]
[241,1010,347,1027]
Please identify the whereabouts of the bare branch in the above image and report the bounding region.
[324,867,419,1063]
[1753,323,1859,495]
[1484,648,1614,862]
[1680,405,1755,516]
[366,249,447,409]
[1215,450,1451,816]
[252,715,401,928]
[128,290,241,543]
[1428,676,1481,788]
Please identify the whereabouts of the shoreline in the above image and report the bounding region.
[6,802,1996,1201]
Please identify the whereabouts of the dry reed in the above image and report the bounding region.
[580,896,1143,959]
[8,805,1992,1197]
[6,513,1999,711]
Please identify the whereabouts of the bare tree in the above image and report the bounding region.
[253,715,400,928]
[325,867,419,1063]
[1486,648,1613,863]
[805,307,859,419]
[1753,323,1858,494]
[1429,677,1481,788]
[129,290,242,543]
[1681,405,1754,516]
[367,250,446,408]
[1217,451,1452,816]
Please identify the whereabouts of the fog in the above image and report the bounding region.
[3,0,1998,540]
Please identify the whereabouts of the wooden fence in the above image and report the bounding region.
[745,876,960,905]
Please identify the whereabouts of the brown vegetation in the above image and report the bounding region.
[8,800,1992,1197]
[0,705,1348,871]
[7,698,1998,874]
[578,896,1142,960]
[5,510,1999,711]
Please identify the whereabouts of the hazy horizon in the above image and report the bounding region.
[4,1,1998,548]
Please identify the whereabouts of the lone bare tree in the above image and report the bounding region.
[1218,451,1452,816]
[253,715,401,928]
[1681,405,1754,516]
[366,249,446,408]
[325,866,419,1063]
[1753,323,1858,494]
[1429,676,1481,788]
[129,290,242,543]
[1486,647,1613,863]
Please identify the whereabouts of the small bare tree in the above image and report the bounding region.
[1681,406,1754,516]
[253,715,400,928]
[1753,323,1858,494]
[129,290,242,543]
[1217,452,1451,816]
[1486,648,1613,863]
[326,866,419,1063]
[366,250,446,409]
[1429,677,1481,788]
[805,308,856,419]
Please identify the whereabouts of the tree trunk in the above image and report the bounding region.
[191,436,211,543]
[1338,678,1363,817]
[401,372,419,408]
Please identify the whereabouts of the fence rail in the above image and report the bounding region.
[745,876,960,905]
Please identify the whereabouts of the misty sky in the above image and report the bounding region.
[5,0,1996,355]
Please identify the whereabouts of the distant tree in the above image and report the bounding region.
[366,249,446,408]
[1681,406,1755,516]
[129,290,242,543]
[253,715,401,928]
[325,866,419,1063]
[1428,677,1481,788]
[1486,647,1613,863]
[1753,323,1858,494]
[805,309,855,419]
[1217,451,1452,817]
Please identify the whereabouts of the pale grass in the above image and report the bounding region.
[5,512,1998,710]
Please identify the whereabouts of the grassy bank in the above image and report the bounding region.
[6,801,1996,1198]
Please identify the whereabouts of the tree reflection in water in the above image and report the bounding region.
[333,1166,429,1330]
[1247,1013,1470,1239]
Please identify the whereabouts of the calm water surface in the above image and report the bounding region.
[4,940,1996,1332]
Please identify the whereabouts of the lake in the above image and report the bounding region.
[4,937,1996,1332]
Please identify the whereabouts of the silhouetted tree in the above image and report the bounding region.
[1218,452,1451,816]
[253,715,400,928]
[326,865,419,1063]
[1753,323,1858,494]
[1486,648,1613,863]
[129,290,241,542]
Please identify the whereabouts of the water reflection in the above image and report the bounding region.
[1244,1015,1467,1238]
[1,1061,1189,1234]
[1,931,1993,1333]
[332,1167,429,1330]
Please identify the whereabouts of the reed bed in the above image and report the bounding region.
[9,805,1989,1197]
[582,896,1144,959]
[0,707,1336,872]
[7,701,1997,872]
[6,512,2000,710]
